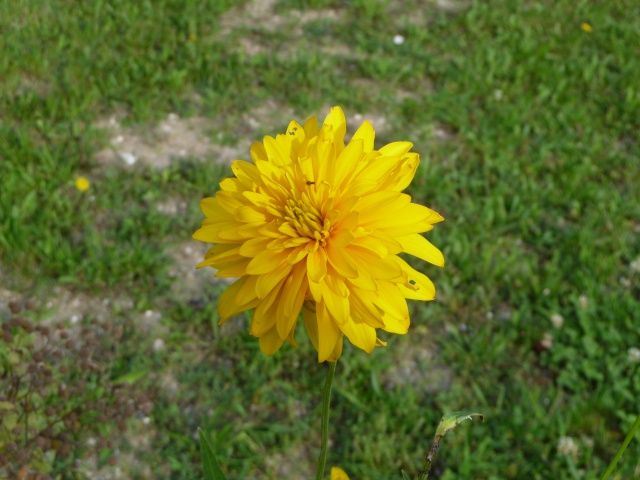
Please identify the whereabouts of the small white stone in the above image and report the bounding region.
[628,347,640,363]
[113,135,124,144]
[160,123,172,133]
[142,416,151,425]
[393,34,405,45]
[185,246,193,255]
[89,195,95,202]
[120,151,137,166]
[108,117,117,126]
[168,113,178,121]
[543,288,550,296]
[153,338,165,352]
[178,149,187,156]
[486,311,494,320]
[87,437,97,447]
[144,310,154,318]
[46,301,53,309]
[550,313,564,329]
[103,298,110,305]
[70,314,80,324]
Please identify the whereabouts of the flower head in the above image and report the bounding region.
[75,176,90,191]
[331,467,350,480]
[581,22,593,33]
[194,107,444,362]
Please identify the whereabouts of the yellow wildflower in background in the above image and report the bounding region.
[581,22,593,33]
[75,176,90,191]
[331,466,350,480]
[194,107,444,362]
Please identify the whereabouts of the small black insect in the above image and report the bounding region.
[306,181,315,185]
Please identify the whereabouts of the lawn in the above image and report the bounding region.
[1,0,639,479]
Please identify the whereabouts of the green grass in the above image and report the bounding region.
[1,0,639,478]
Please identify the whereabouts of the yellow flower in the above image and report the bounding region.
[75,176,90,191]
[193,107,444,362]
[581,22,593,33]
[331,466,350,480]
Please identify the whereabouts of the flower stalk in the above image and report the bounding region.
[601,413,640,480]
[316,360,338,480]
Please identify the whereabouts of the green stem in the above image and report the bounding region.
[316,360,338,480]
[417,435,441,480]
[601,413,640,480]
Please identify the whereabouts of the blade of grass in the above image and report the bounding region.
[198,427,227,480]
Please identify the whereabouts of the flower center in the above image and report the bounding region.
[283,197,331,248]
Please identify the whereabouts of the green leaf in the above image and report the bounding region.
[7,350,21,365]
[199,427,227,480]
[401,470,412,480]
[2,412,18,431]
[112,368,149,384]
[435,410,484,438]
[0,401,15,410]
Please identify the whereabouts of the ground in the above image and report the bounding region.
[1,0,639,479]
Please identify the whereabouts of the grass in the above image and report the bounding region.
[1,0,639,478]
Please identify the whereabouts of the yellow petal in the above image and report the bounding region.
[383,152,420,192]
[348,288,384,328]
[239,237,273,257]
[235,206,267,223]
[333,138,364,188]
[326,242,358,278]
[322,106,347,152]
[231,160,262,185]
[346,246,404,281]
[339,319,376,353]
[196,244,240,269]
[378,141,413,157]
[278,263,308,328]
[216,190,246,214]
[397,233,444,267]
[394,257,436,301]
[218,277,259,322]
[304,115,319,139]
[246,249,289,275]
[250,141,268,163]
[256,261,292,299]
[307,247,328,283]
[236,275,259,305]
[302,306,319,352]
[200,197,224,217]
[258,326,286,356]
[213,257,251,277]
[372,282,410,334]
[357,192,412,225]
[252,281,285,336]
[317,302,343,362]
[263,135,292,166]
[321,276,350,326]
[331,467,351,480]
[350,120,375,152]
